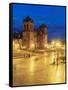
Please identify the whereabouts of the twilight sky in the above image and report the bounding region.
[11,3,66,40]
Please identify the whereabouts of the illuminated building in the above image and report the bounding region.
[22,16,48,49]
[37,24,48,49]
[22,16,35,49]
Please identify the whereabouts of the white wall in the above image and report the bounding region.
[0,0,68,90]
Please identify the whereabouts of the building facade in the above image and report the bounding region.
[22,16,35,49]
[22,16,48,49]
[37,24,48,49]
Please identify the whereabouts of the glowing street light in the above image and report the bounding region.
[31,43,35,49]
[55,41,61,48]
[51,39,62,49]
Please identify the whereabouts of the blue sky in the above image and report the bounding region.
[11,3,66,40]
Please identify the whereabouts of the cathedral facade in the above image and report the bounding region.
[22,16,48,49]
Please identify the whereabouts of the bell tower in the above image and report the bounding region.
[23,16,34,31]
[37,24,48,49]
[23,16,35,49]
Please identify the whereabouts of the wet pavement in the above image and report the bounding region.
[13,50,66,86]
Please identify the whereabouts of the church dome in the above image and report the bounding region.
[39,24,47,28]
[23,16,33,22]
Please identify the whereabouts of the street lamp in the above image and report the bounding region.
[31,43,35,49]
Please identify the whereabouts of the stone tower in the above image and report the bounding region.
[23,16,35,49]
[37,24,48,49]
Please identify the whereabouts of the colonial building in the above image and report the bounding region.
[22,16,36,49]
[37,24,48,49]
[22,16,48,49]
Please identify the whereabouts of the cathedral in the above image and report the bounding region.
[22,16,48,49]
